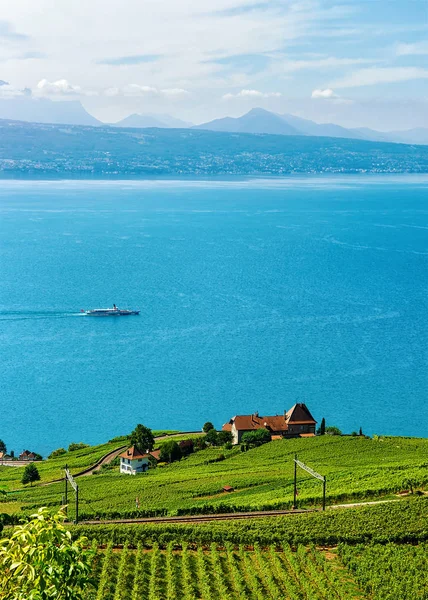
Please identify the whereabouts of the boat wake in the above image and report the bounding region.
[0,311,85,321]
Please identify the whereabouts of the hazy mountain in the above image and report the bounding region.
[195,108,427,145]
[113,113,193,129]
[1,118,427,177]
[281,113,364,140]
[153,114,194,128]
[350,127,391,142]
[0,97,101,126]
[193,108,300,135]
[195,108,359,138]
[387,128,428,145]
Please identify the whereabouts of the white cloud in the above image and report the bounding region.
[330,67,428,89]
[162,88,190,97]
[103,84,190,99]
[35,78,82,96]
[396,41,428,56]
[223,89,282,99]
[311,88,336,99]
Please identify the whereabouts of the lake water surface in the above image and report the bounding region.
[1,176,427,455]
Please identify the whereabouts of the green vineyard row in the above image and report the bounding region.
[85,542,362,600]
[73,497,428,548]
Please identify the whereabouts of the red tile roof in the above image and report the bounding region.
[285,403,316,424]
[150,449,161,461]
[226,414,289,432]
[119,446,151,460]
[222,403,316,433]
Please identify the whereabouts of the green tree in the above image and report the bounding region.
[241,428,271,447]
[204,429,219,445]
[317,418,326,435]
[49,448,67,459]
[130,424,155,452]
[22,463,41,486]
[202,422,214,433]
[217,430,233,446]
[193,437,207,451]
[67,442,89,452]
[159,440,181,463]
[0,439,6,454]
[0,507,94,599]
[325,426,342,436]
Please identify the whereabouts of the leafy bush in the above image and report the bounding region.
[217,431,233,446]
[159,440,181,463]
[0,508,94,599]
[325,426,342,436]
[48,448,67,459]
[242,428,271,447]
[202,422,214,433]
[68,442,90,452]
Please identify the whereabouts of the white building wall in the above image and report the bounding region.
[120,457,149,475]
[231,424,239,445]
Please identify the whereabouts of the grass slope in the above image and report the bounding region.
[0,430,185,494]
[2,435,427,519]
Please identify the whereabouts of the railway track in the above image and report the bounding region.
[79,508,313,526]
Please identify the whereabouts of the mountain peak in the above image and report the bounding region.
[0,96,101,127]
[113,113,193,129]
[194,108,299,135]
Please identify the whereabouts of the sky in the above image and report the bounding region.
[0,0,427,129]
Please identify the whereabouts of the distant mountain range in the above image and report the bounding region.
[194,108,428,145]
[0,98,426,145]
[113,113,193,129]
[0,97,101,127]
[1,118,427,177]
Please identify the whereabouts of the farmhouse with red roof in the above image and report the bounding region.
[119,445,159,475]
[222,403,316,445]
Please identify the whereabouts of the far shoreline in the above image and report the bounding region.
[1,172,428,186]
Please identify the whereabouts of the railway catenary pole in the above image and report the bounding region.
[293,455,326,511]
[64,464,68,516]
[293,453,298,509]
[64,467,79,524]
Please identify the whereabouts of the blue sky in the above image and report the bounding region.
[0,0,427,128]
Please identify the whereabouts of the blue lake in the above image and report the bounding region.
[1,176,427,455]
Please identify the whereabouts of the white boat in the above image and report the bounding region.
[81,304,140,316]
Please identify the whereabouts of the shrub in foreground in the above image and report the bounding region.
[0,507,94,600]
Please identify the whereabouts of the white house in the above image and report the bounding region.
[119,446,151,475]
